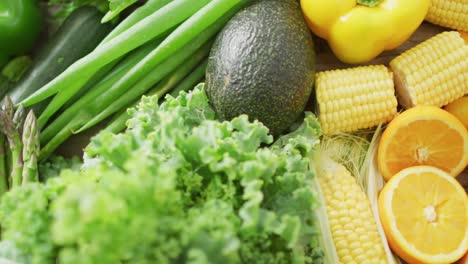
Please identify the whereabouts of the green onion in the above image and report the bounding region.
[39,38,212,160]
[100,0,173,43]
[39,37,164,143]
[70,0,246,129]
[169,60,207,97]
[20,0,211,110]
[104,60,207,134]
[75,42,211,134]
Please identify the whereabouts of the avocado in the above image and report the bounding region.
[206,0,315,136]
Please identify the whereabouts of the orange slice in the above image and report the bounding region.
[445,96,468,129]
[378,105,468,181]
[378,166,468,264]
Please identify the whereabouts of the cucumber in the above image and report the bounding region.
[0,75,11,99]
[6,6,112,112]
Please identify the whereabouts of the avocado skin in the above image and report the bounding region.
[206,0,315,136]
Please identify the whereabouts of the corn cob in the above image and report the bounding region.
[390,31,468,109]
[315,65,397,135]
[425,0,468,31]
[317,157,388,264]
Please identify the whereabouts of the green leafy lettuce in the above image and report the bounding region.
[0,84,324,263]
[38,155,82,182]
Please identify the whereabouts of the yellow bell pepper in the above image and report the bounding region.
[300,0,430,64]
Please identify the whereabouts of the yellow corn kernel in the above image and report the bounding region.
[318,161,387,264]
[390,31,468,109]
[315,65,397,135]
[425,0,468,31]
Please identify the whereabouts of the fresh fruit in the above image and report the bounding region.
[378,105,468,180]
[378,165,468,264]
[445,96,468,129]
[206,0,315,136]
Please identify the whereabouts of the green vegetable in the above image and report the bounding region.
[0,0,42,67]
[0,76,12,99]
[12,106,26,137]
[0,97,14,189]
[6,6,113,114]
[104,59,207,134]
[0,86,324,263]
[74,38,212,134]
[0,135,7,195]
[21,0,212,114]
[40,37,211,159]
[48,0,143,23]
[39,36,166,145]
[38,155,81,182]
[21,111,40,185]
[39,38,161,134]
[206,0,315,136]
[1,97,14,119]
[39,0,248,156]
[0,183,55,263]
[99,0,173,45]
[1,56,32,82]
[169,59,207,97]
[102,0,139,22]
[0,110,23,188]
[47,0,109,23]
[35,0,245,129]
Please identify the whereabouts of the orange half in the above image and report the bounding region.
[378,106,468,181]
[378,166,468,264]
[445,96,468,129]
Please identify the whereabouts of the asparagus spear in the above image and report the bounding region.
[0,110,23,188]
[22,111,39,184]
[1,97,14,119]
[1,97,14,185]
[0,136,7,194]
[12,104,26,132]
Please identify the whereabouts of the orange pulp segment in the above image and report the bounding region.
[378,105,468,181]
[378,165,468,264]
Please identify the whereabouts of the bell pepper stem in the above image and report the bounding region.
[356,0,383,7]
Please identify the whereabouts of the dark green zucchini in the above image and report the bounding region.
[0,75,11,99]
[6,6,113,112]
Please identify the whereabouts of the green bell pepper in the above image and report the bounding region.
[0,0,42,67]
